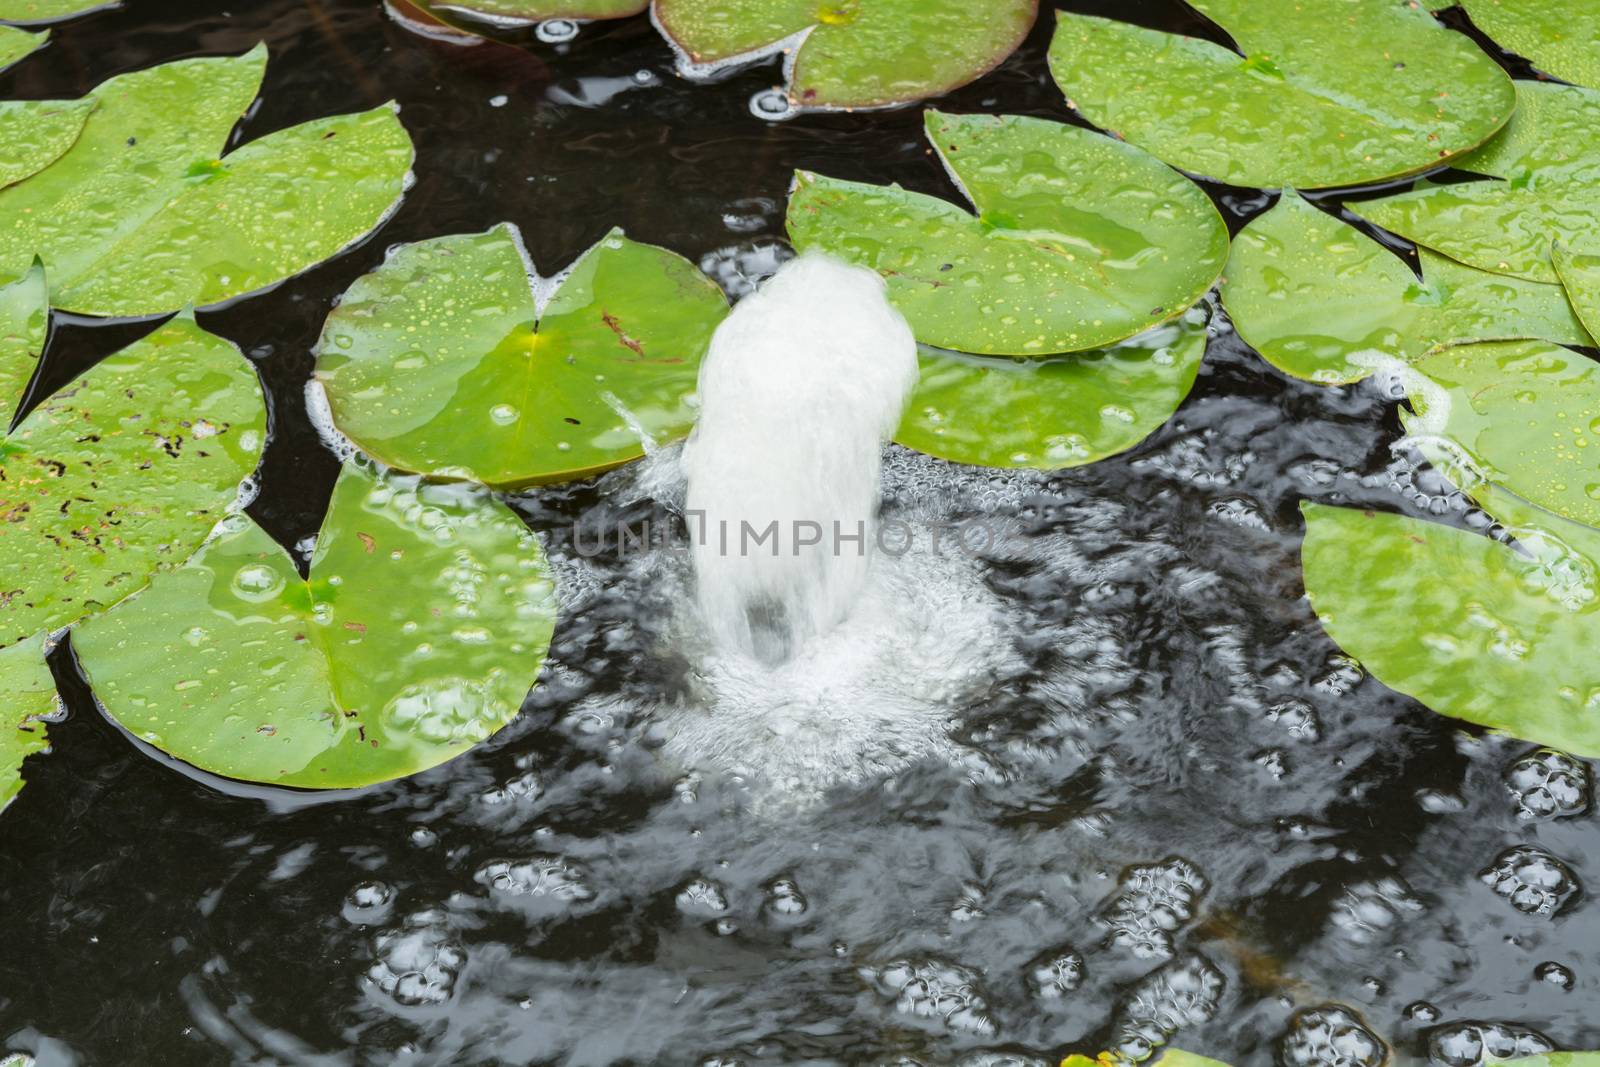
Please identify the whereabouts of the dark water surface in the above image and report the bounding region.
[2,2,1597,1065]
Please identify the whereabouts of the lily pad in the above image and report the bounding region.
[1491,1057,1600,1067]
[787,110,1228,356]
[654,0,1037,111]
[0,313,264,649]
[0,633,57,814]
[73,461,559,789]
[0,0,115,23]
[0,259,45,429]
[0,24,43,71]
[1353,82,1600,283]
[894,309,1207,469]
[1403,340,1600,529]
[0,97,92,190]
[1554,241,1600,343]
[316,224,726,488]
[1221,191,1591,384]
[1302,499,1600,757]
[1047,1,1514,189]
[0,45,415,317]
[1460,0,1600,90]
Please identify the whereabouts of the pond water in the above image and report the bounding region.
[2,1,1597,1065]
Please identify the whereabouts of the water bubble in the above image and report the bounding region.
[1426,1020,1553,1066]
[1099,857,1208,960]
[535,18,578,43]
[860,957,997,1037]
[749,88,795,121]
[763,878,808,920]
[475,856,594,909]
[1267,698,1323,741]
[1479,845,1580,917]
[343,880,395,925]
[1279,1005,1386,1067]
[1330,876,1425,944]
[1112,955,1223,1061]
[676,878,730,916]
[1504,747,1590,820]
[1025,948,1084,1001]
[490,403,520,425]
[231,562,285,601]
[1533,961,1575,990]
[367,914,465,1006]
[1403,1001,1442,1024]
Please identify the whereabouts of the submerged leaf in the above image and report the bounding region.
[1047,1,1513,189]
[0,0,115,23]
[1354,82,1600,283]
[74,461,559,789]
[1554,242,1600,344]
[894,309,1206,470]
[1459,0,1600,89]
[0,97,92,190]
[1302,500,1600,757]
[1404,340,1600,529]
[1221,191,1590,384]
[0,260,45,429]
[0,45,415,316]
[0,314,265,648]
[1489,1056,1600,1067]
[0,633,57,814]
[0,24,44,71]
[654,0,1037,110]
[787,110,1227,356]
[317,224,726,488]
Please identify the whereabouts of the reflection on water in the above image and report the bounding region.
[1,0,1597,1065]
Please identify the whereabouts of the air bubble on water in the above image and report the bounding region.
[860,958,998,1037]
[1025,947,1083,1001]
[305,378,363,463]
[1403,1001,1442,1023]
[1504,524,1598,610]
[698,240,794,300]
[1329,876,1425,944]
[1111,954,1223,1061]
[1426,1020,1554,1066]
[1267,698,1323,742]
[1533,961,1575,990]
[763,878,808,920]
[474,856,594,908]
[479,770,541,808]
[534,18,579,43]
[1099,857,1209,960]
[1479,846,1580,917]
[1279,1005,1386,1067]
[343,881,396,925]
[366,913,465,1007]
[1504,747,1590,819]
[749,88,795,121]
[676,878,730,916]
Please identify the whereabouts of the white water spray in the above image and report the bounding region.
[681,252,918,661]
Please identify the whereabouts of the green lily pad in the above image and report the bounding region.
[1404,340,1600,529]
[317,224,726,488]
[0,97,92,190]
[1491,1056,1600,1067]
[1302,499,1600,757]
[0,24,43,71]
[1353,82,1600,283]
[654,0,1037,110]
[0,260,45,429]
[430,0,644,22]
[0,633,57,814]
[1047,2,1514,189]
[0,313,264,648]
[787,110,1227,356]
[894,309,1206,469]
[1222,191,1591,384]
[0,0,114,23]
[0,45,415,317]
[1460,0,1600,90]
[74,461,559,789]
[1554,241,1600,343]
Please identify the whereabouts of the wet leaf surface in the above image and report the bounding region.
[317,224,725,488]
[73,461,558,789]
[1460,0,1600,89]
[0,97,91,190]
[0,0,115,22]
[788,110,1226,356]
[654,0,1036,110]
[1047,0,1513,189]
[1354,82,1600,283]
[1405,340,1600,530]
[0,24,43,71]
[0,260,45,429]
[894,309,1206,470]
[0,314,264,648]
[1554,240,1600,343]
[1222,191,1591,384]
[0,45,414,316]
[1302,499,1600,757]
[0,633,56,814]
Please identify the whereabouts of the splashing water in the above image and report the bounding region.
[681,251,918,662]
